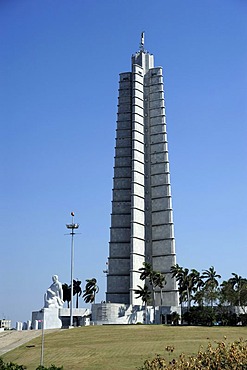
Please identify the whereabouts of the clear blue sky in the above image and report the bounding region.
[0,0,246,326]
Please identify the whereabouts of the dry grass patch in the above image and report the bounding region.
[2,326,247,370]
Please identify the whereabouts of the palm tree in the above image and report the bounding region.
[73,279,82,308]
[152,271,166,306]
[83,278,99,304]
[151,271,166,323]
[171,264,185,309]
[228,272,247,306]
[139,262,166,313]
[190,268,204,305]
[138,262,166,323]
[171,264,187,305]
[171,265,202,311]
[181,268,196,311]
[62,283,71,308]
[134,284,151,304]
[220,279,235,306]
[139,262,154,285]
[202,266,221,288]
[171,264,184,281]
[134,284,151,323]
[193,288,205,307]
[202,266,221,308]
[193,269,204,307]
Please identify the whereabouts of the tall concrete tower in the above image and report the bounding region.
[106,34,179,309]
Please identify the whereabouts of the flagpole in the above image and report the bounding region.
[66,212,79,327]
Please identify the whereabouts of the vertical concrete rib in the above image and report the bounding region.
[130,64,145,305]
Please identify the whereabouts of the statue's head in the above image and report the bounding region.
[52,275,58,282]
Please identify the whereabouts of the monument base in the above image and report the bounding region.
[31,307,91,329]
[59,308,90,327]
[91,303,181,325]
[32,308,62,330]
[91,303,149,325]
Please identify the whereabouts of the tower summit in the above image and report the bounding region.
[139,31,145,51]
[106,34,179,310]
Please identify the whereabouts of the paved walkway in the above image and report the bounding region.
[0,330,43,355]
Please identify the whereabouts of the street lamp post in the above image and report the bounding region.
[66,212,79,327]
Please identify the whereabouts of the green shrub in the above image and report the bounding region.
[138,338,247,369]
[0,359,63,370]
[0,358,26,370]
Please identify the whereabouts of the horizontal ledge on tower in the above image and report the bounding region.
[151,209,173,213]
[130,220,145,227]
[110,213,131,217]
[114,146,132,150]
[149,108,165,114]
[149,150,169,154]
[131,138,145,146]
[145,81,164,87]
[150,160,169,165]
[151,184,171,189]
[132,103,144,110]
[110,226,131,229]
[111,200,131,205]
[131,88,144,95]
[111,200,131,203]
[116,120,132,125]
[113,165,131,169]
[152,253,176,258]
[117,109,132,113]
[130,235,145,242]
[152,238,175,242]
[150,129,167,135]
[150,171,170,176]
[149,196,172,200]
[113,176,132,179]
[114,155,132,159]
[109,241,130,244]
[132,119,144,125]
[116,127,132,132]
[131,159,145,166]
[149,97,165,103]
[150,140,168,145]
[152,223,174,227]
[130,207,145,212]
[130,182,145,188]
[129,269,144,273]
[132,148,145,155]
[129,253,145,259]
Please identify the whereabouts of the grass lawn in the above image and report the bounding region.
[2,325,247,370]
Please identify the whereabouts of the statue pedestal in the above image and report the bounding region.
[31,307,91,329]
[32,308,62,330]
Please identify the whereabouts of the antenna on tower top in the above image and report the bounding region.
[140,32,145,51]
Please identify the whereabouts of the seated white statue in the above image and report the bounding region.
[44,275,64,308]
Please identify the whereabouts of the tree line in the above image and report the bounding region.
[171,264,247,325]
[134,263,247,325]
